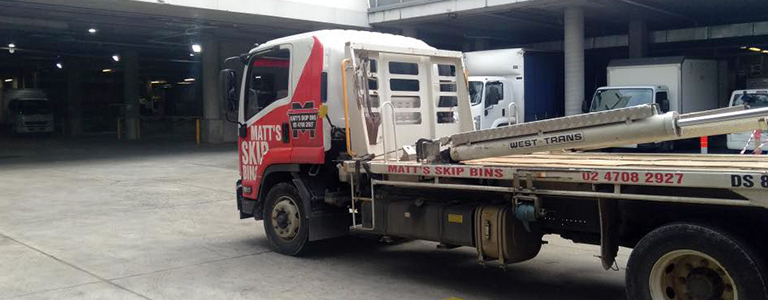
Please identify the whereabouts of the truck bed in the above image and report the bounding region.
[467,152,768,172]
[345,152,768,209]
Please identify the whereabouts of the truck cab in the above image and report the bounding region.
[469,76,517,130]
[587,85,670,114]
[3,89,54,134]
[727,89,768,152]
[586,85,671,149]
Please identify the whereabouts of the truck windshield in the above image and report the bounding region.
[469,81,483,106]
[732,93,768,109]
[590,88,653,112]
[16,100,52,115]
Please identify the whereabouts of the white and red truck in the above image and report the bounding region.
[220,30,768,300]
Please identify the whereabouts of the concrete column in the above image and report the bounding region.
[629,19,648,58]
[123,51,140,140]
[564,6,585,116]
[202,37,223,143]
[474,38,490,51]
[66,58,82,136]
[401,28,418,38]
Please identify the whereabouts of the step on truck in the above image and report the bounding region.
[220,30,768,300]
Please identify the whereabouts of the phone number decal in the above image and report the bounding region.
[581,171,684,185]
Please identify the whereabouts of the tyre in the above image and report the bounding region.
[626,223,768,300]
[262,183,310,256]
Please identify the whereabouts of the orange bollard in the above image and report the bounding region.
[700,136,708,154]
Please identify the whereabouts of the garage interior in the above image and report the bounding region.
[2,1,768,299]
[0,0,346,143]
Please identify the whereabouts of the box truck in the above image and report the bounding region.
[586,57,719,149]
[2,89,54,134]
[464,49,563,130]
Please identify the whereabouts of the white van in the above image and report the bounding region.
[727,89,768,153]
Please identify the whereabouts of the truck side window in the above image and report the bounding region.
[485,81,503,108]
[245,48,290,121]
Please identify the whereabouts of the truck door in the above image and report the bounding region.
[482,81,504,128]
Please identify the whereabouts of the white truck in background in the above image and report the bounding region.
[727,89,768,153]
[586,57,719,150]
[464,49,563,130]
[2,89,54,134]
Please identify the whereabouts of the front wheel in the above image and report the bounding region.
[627,223,767,300]
[262,183,310,256]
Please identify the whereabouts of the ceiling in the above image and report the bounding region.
[371,0,768,49]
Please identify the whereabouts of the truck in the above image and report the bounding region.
[464,49,563,130]
[727,89,768,153]
[220,30,768,300]
[2,89,54,134]
[586,57,719,150]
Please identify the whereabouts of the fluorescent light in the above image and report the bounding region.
[150,80,166,84]
[56,62,63,69]
[102,69,113,73]
[748,47,762,52]
[88,28,97,34]
[191,44,202,53]
[189,53,195,57]
[763,50,768,54]
[112,55,120,62]
[4,79,12,83]
[184,78,195,82]
[177,81,192,85]
[8,43,15,48]
[741,46,748,49]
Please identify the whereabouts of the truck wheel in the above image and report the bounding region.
[262,183,309,256]
[626,223,767,300]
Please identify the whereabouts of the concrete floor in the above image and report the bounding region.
[0,136,629,300]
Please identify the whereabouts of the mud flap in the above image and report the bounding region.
[292,177,349,241]
[598,197,619,270]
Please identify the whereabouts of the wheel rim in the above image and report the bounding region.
[650,249,738,300]
[270,196,301,241]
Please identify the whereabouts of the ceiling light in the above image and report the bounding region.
[56,62,63,69]
[177,81,192,85]
[150,80,167,84]
[112,55,120,62]
[189,53,195,57]
[191,44,202,53]
[741,46,748,49]
[4,79,12,83]
[763,50,768,54]
[8,43,15,48]
[184,78,195,82]
[748,47,762,52]
[88,28,97,34]
[102,69,114,73]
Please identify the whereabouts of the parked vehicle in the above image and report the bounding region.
[586,57,719,149]
[727,89,768,153]
[220,30,768,300]
[464,48,563,129]
[2,89,54,134]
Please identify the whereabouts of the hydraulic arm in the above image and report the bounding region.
[433,104,768,162]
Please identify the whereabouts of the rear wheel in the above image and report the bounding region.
[262,183,309,256]
[627,223,767,300]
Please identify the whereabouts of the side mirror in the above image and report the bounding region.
[582,100,590,113]
[219,69,238,112]
[659,99,670,113]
